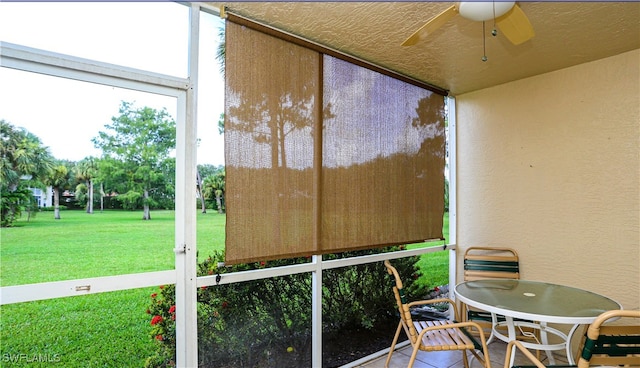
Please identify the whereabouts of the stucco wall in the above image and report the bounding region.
[455,49,639,311]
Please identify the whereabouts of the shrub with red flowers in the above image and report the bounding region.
[145,248,425,368]
[145,284,177,367]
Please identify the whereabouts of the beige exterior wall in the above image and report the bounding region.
[455,49,639,311]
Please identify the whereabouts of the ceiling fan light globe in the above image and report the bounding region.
[458,1,515,22]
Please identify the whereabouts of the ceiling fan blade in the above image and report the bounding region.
[496,4,535,45]
[402,4,458,46]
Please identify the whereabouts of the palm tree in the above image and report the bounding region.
[0,120,54,226]
[45,162,73,220]
[1,123,54,187]
[216,24,225,76]
[202,170,225,214]
[76,157,98,214]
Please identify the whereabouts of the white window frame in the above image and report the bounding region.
[0,42,191,303]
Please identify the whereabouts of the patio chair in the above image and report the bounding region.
[383,260,492,368]
[463,247,539,347]
[505,309,640,368]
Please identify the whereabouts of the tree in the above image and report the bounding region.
[0,120,55,226]
[196,170,206,214]
[216,25,225,134]
[93,157,118,211]
[196,164,225,214]
[75,156,99,214]
[217,113,225,135]
[202,169,225,214]
[197,164,223,180]
[92,101,176,220]
[216,23,225,77]
[44,161,74,220]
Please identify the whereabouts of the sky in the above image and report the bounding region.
[0,2,226,166]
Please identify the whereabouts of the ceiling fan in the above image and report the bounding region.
[402,1,535,47]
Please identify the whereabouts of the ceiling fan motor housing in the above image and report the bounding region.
[458,1,515,22]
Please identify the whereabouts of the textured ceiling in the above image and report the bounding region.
[208,2,640,95]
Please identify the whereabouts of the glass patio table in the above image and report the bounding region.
[454,279,621,365]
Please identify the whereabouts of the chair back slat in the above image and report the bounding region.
[587,354,640,366]
[465,271,520,281]
[464,259,519,270]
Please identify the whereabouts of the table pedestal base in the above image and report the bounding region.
[493,319,570,366]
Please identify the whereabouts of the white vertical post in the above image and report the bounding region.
[175,4,200,367]
[311,255,322,367]
[447,96,458,307]
[447,96,457,248]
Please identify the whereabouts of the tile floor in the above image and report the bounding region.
[354,340,571,368]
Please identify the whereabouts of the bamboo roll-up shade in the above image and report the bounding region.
[321,56,446,253]
[224,21,320,264]
[224,18,446,265]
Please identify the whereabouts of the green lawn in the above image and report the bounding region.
[0,209,448,366]
[0,210,225,367]
[413,212,450,290]
[0,288,156,367]
[1,210,225,286]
